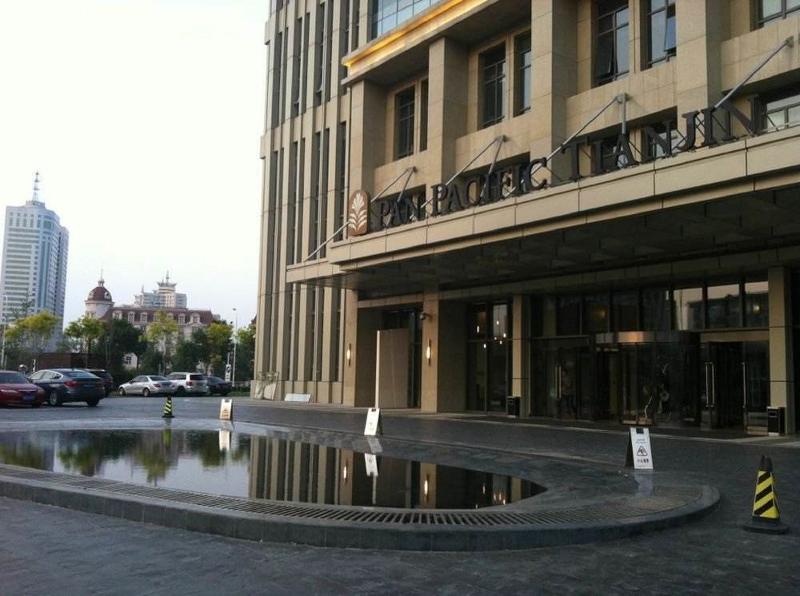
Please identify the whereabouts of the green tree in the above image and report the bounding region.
[64,316,105,357]
[234,321,256,382]
[145,312,179,373]
[100,318,146,378]
[206,321,232,375]
[6,310,59,366]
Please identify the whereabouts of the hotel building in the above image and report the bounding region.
[256,0,800,434]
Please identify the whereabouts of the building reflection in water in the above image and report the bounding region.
[248,436,540,509]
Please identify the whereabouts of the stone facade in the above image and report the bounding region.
[257,0,800,433]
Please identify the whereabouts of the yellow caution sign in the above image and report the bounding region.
[743,455,788,534]
[162,396,174,419]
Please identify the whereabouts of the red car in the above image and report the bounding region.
[0,370,45,407]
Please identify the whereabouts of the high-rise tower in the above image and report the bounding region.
[0,173,70,346]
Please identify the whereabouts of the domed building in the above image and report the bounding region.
[84,277,113,319]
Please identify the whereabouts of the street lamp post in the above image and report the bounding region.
[0,295,8,370]
[232,308,238,388]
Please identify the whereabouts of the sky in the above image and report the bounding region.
[0,0,267,328]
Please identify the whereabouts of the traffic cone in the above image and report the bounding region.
[162,396,174,419]
[743,455,788,534]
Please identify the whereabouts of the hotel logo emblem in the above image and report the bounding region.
[347,190,369,236]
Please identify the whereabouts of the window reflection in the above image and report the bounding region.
[673,287,703,330]
[706,283,741,329]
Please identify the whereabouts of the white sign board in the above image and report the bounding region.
[285,393,312,403]
[629,427,654,470]
[218,429,231,451]
[219,398,233,421]
[364,407,381,436]
[364,453,379,477]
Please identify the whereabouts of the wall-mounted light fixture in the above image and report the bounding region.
[423,475,430,502]
[346,343,352,366]
[426,339,432,364]
[342,463,349,483]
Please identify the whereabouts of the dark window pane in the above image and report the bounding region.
[613,291,638,331]
[595,34,614,78]
[744,280,769,327]
[673,287,703,330]
[584,294,610,333]
[707,283,741,329]
[557,296,581,336]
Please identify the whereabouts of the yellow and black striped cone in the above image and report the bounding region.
[743,455,788,534]
[162,396,174,419]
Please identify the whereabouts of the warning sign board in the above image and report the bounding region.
[219,398,233,421]
[629,427,653,470]
[364,407,381,436]
[364,453,379,477]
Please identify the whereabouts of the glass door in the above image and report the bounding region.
[467,302,511,413]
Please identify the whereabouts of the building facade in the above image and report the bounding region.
[0,173,69,346]
[85,276,218,369]
[256,0,800,434]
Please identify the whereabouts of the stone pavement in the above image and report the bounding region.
[0,397,798,594]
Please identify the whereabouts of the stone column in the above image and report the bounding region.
[530,0,577,161]
[768,267,795,434]
[675,0,726,124]
[511,295,530,416]
[342,290,380,407]
[427,37,468,183]
[420,295,467,413]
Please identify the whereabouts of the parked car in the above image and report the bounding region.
[118,375,177,397]
[205,375,232,396]
[27,368,105,407]
[86,369,115,396]
[0,370,45,407]
[166,372,209,395]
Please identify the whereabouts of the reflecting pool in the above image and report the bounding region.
[0,429,541,509]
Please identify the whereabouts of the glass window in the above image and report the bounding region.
[673,287,704,330]
[648,0,676,66]
[641,288,671,330]
[492,304,510,340]
[481,45,507,128]
[594,135,630,172]
[420,80,428,151]
[595,0,629,86]
[583,293,609,333]
[759,0,800,26]
[613,290,638,331]
[744,279,769,327]
[514,33,532,116]
[395,86,415,159]
[762,90,800,132]
[707,283,741,329]
[370,0,437,39]
[557,296,581,336]
[643,119,680,160]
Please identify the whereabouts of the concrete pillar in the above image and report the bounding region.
[427,37,468,183]
[420,295,467,413]
[530,0,577,164]
[342,291,380,407]
[768,267,796,434]
[675,0,727,125]
[511,295,530,416]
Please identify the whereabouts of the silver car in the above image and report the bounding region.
[118,375,177,397]
[166,372,209,395]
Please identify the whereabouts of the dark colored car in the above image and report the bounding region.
[28,369,106,407]
[0,371,45,407]
[205,375,232,396]
[86,369,115,396]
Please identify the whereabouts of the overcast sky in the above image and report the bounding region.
[0,0,266,328]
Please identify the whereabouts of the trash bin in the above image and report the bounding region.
[767,406,785,436]
[506,396,521,417]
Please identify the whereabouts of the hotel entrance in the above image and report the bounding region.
[467,302,511,413]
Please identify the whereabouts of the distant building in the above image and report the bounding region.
[0,173,69,348]
[84,275,218,369]
[134,274,187,309]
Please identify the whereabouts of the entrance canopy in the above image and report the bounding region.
[292,185,800,298]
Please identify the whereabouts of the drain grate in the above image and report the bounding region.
[0,463,701,529]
